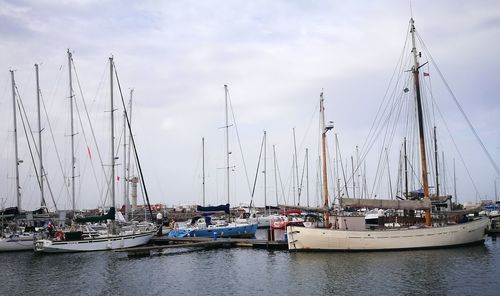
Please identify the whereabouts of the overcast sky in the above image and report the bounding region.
[1,0,499,211]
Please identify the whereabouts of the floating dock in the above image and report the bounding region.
[116,237,288,257]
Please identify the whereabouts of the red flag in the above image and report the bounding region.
[87,146,92,160]
[117,176,120,181]
[423,72,430,77]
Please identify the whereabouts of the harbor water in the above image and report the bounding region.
[1,231,500,295]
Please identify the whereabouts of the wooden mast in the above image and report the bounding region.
[320,92,330,223]
[410,18,431,226]
[434,126,440,197]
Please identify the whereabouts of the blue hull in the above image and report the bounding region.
[168,223,258,238]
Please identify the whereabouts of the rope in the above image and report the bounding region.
[417,31,500,176]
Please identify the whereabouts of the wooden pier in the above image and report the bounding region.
[116,237,288,257]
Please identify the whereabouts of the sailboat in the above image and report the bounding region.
[168,85,258,239]
[287,19,489,251]
[0,65,50,252]
[35,53,155,253]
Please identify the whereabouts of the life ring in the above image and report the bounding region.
[54,231,64,241]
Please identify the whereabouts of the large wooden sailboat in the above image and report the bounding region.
[287,19,489,251]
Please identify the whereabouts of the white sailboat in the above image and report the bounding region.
[35,53,155,253]
[0,68,41,252]
[287,19,490,251]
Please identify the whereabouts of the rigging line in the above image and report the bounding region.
[72,60,112,207]
[35,88,59,210]
[72,89,106,207]
[15,86,46,208]
[297,99,321,154]
[424,79,481,198]
[356,59,411,181]
[227,92,252,196]
[40,88,71,205]
[359,23,411,156]
[298,150,307,204]
[113,61,154,221]
[273,146,287,205]
[249,132,265,208]
[368,90,405,195]
[335,134,349,199]
[71,59,109,184]
[417,32,500,176]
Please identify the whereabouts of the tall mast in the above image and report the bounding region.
[202,137,206,207]
[404,137,408,198]
[453,159,457,209]
[356,145,360,198]
[320,92,329,209]
[35,64,45,208]
[123,97,128,217]
[10,70,21,210]
[68,50,76,213]
[293,127,300,205]
[434,126,439,197]
[110,57,115,209]
[126,89,133,213]
[351,156,356,199]
[224,85,230,205]
[273,144,278,206]
[410,18,431,226]
[306,148,309,207]
[263,131,267,216]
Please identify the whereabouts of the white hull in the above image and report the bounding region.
[35,231,154,253]
[287,217,489,251]
[0,235,35,252]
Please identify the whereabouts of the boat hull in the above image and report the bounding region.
[168,223,258,238]
[0,235,35,252]
[287,217,489,251]
[35,231,154,253]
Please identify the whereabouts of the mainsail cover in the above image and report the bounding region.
[75,207,116,223]
[196,204,230,214]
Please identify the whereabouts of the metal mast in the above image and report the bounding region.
[126,89,133,214]
[293,127,300,205]
[306,148,309,207]
[110,57,116,209]
[453,159,457,209]
[35,64,45,209]
[404,137,408,198]
[202,137,206,207]
[123,97,128,217]
[224,85,230,205]
[67,50,76,213]
[273,145,278,206]
[263,131,267,215]
[10,70,21,210]
[410,18,431,226]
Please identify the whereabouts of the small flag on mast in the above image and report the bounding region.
[423,72,430,77]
